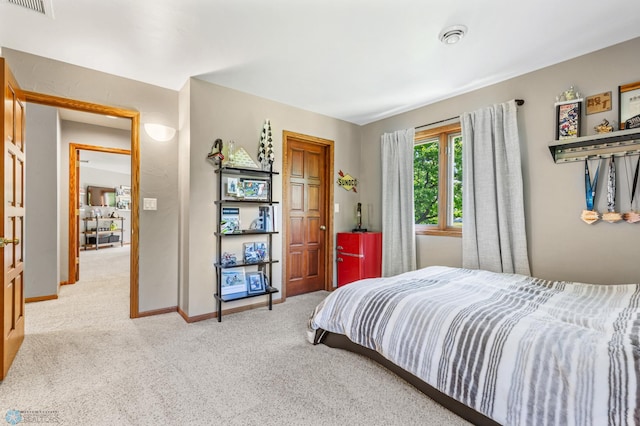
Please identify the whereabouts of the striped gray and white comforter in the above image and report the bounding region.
[307,266,640,425]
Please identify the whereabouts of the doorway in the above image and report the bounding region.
[282,131,334,298]
[70,144,131,283]
[23,91,141,318]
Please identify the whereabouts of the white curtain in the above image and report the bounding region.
[461,100,530,275]
[381,128,416,277]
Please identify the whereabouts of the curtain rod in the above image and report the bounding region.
[416,99,525,130]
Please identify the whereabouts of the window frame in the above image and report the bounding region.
[414,122,462,237]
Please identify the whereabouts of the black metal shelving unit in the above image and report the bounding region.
[210,159,279,322]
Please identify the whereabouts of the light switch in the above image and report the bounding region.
[143,198,157,211]
[334,203,340,213]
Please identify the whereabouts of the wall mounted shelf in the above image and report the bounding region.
[548,128,640,163]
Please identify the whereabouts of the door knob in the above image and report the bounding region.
[0,237,19,247]
[320,225,326,230]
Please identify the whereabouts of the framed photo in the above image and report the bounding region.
[221,268,246,296]
[241,179,268,200]
[226,177,239,196]
[243,242,268,263]
[243,242,260,264]
[117,185,131,196]
[246,271,265,295]
[618,81,640,129]
[220,207,240,234]
[555,100,582,140]
[254,242,268,262]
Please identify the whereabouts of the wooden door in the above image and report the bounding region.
[284,133,333,297]
[74,149,80,281]
[1,58,25,380]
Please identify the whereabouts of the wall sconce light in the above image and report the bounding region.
[144,123,176,142]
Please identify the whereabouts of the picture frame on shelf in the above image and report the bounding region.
[226,177,239,196]
[220,207,240,234]
[618,81,640,129]
[117,185,131,196]
[246,271,265,295]
[555,100,582,140]
[241,179,268,200]
[243,242,261,264]
[221,268,246,296]
[254,242,268,261]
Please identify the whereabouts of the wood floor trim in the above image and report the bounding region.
[137,306,178,318]
[25,294,58,303]
[178,299,284,323]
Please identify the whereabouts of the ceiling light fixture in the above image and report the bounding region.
[439,25,467,45]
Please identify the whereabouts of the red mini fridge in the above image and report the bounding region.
[336,232,382,287]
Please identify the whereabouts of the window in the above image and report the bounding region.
[413,123,462,236]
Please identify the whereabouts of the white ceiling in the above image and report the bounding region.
[59,108,130,130]
[1,1,639,125]
[80,149,130,175]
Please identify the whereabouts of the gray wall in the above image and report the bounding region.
[24,103,60,298]
[179,78,362,317]
[4,48,180,312]
[360,37,640,285]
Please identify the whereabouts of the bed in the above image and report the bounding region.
[307,266,640,425]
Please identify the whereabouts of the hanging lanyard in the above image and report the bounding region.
[632,155,640,207]
[585,159,600,211]
[606,157,616,212]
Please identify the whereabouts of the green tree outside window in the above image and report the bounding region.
[414,127,462,234]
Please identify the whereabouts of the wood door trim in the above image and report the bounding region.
[23,91,141,319]
[282,131,334,300]
[69,143,131,284]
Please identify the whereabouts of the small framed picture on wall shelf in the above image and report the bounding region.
[240,179,269,200]
[618,81,640,130]
[555,99,582,140]
[246,271,265,295]
[221,268,246,296]
[226,177,239,196]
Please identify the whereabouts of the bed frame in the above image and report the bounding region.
[316,330,500,426]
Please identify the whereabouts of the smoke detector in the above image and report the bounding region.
[439,25,467,45]
[3,0,55,18]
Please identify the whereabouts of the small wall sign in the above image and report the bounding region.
[585,92,612,115]
[337,170,358,192]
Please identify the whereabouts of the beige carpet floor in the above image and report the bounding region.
[0,245,469,425]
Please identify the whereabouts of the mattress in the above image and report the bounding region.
[308,266,640,425]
